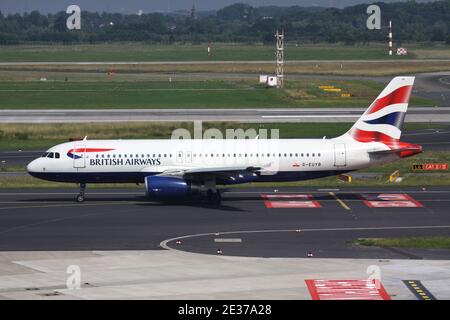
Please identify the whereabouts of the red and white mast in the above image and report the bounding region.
[388,20,393,56]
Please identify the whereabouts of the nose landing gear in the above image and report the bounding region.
[76,183,86,203]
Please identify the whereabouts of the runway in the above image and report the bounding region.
[0,187,449,259]
[1,107,450,123]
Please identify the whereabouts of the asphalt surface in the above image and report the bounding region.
[0,187,449,260]
[1,107,450,123]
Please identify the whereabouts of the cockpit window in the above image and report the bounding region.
[55,153,60,159]
[48,152,54,158]
[41,152,49,158]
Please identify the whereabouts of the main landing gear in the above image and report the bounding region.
[205,179,221,205]
[206,189,222,205]
[76,183,86,203]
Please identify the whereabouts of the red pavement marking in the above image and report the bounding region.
[360,193,423,208]
[262,194,321,208]
[261,194,312,199]
[305,279,391,300]
[264,200,321,208]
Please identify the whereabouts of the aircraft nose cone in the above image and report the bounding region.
[27,159,39,173]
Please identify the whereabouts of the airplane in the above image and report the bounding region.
[27,76,422,204]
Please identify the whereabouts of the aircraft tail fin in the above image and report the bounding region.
[344,76,415,143]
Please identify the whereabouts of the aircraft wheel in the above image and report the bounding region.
[207,190,221,205]
[76,194,85,203]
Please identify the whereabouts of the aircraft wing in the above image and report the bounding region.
[141,165,261,179]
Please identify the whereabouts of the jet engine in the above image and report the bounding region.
[144,176,199,198]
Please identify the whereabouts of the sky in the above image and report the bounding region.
[0,0,432,14]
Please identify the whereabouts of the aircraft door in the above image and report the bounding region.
[73,144,86,168]
[334,143,346,167]
[185,151,192,163]
[176,151,183,164]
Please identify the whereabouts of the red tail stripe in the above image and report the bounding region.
[351,128,398,145]
[368,85,412,115]
[68,148,115,153]
[351,129,422,156]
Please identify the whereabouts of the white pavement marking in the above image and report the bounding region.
[214,238,243,243]
[261,115,359,118]
[160,225,450,251]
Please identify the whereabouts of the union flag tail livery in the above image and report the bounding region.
[347,76,413,142]
[27,76,423,204]
[341,76,421,158]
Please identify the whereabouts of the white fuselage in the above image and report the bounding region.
[27,137,394,184]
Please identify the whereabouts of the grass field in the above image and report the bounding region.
[0,43,424,62]
[1,43,450,62]
[0,79,433,109]
[353,237,450,249]
[1,43,450,77]
[2,60,450,77]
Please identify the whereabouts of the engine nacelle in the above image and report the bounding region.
[145,176,196,198]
